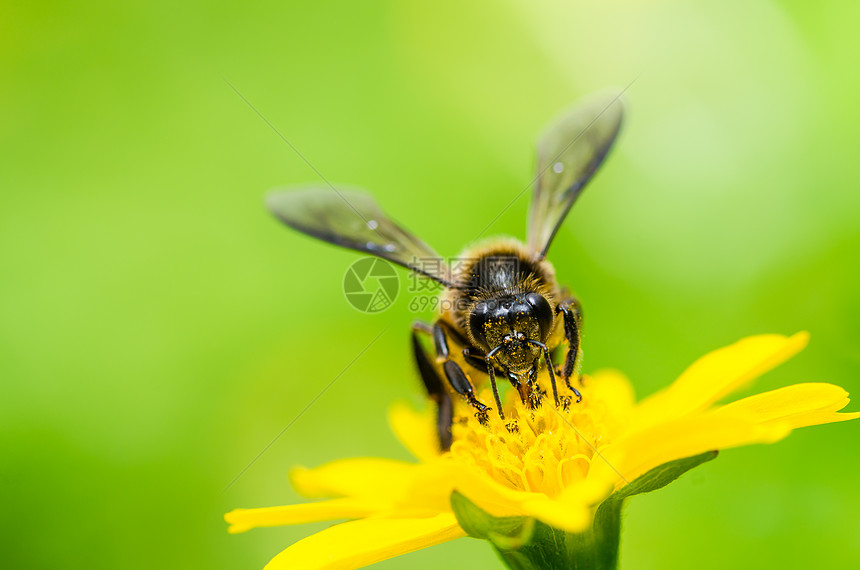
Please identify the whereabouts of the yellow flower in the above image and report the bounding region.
[226,333,858,569]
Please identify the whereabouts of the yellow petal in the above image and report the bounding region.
[630,332,809,432]
[715,382,860,429]
[519,479,612,533]
[428,459,598,531]
[225,498,379,534]
[590,410,791,488]
[388,401,441,462]
[587,369,635,416]
[440,458,547,519]
[385,460,468,515]
[293,457,488,516]
[518,496,591,533]
[264,513,466,570]
[290,458,417,499]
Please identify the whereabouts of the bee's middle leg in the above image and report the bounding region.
[411,321,453,450]
[556,297,583,403]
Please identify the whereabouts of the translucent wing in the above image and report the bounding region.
[527,92,624,258]
[266,187,452,286]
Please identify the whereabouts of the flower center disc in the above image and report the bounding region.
[449,377,617,498]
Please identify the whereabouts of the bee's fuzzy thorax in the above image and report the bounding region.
[440,237,561,336]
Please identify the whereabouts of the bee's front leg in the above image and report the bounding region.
[556,297,583,403]
[431,321,495,424]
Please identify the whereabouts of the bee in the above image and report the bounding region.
[267,92,624,450]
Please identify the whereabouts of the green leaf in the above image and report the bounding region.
[450,491,531,541]
[605,450,719,503]
[590,451,719,569]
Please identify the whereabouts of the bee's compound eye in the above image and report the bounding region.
[525,292,553,339]
[469,301,492,350]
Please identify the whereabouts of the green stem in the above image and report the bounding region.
[492,498,624,570]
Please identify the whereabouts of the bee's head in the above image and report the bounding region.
[469,292,554,373]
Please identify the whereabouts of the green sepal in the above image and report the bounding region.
[450,491,534,544]
[589,450,719,569]
[450,451,718,570]
[605,450,719,502]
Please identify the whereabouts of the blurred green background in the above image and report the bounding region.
[3,0,858,568]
